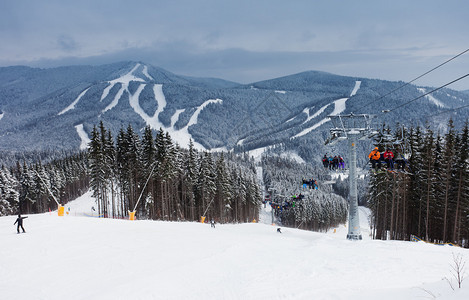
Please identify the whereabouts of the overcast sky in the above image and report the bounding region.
[1,0,468,90]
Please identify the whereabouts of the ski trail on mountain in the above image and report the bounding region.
[75,124,91,150]
[101,63,145,113]
[142,65,154,81]
[97,62,223,150]
[94,62,225,150]
[167,99,223,150]
[58,87,90,115]
[417,88,446,108]
[186,99,222,127]
[171,109,185,127]
[101,83,114,101]
[292,81,361,139]
[350,80,361,96]
[102,84,126,113]
[153,84,167,117]
[128,83,167,130]
[302,104,329,124]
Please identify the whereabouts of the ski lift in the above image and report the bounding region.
[370,125,413,174]
[373,125,410,158]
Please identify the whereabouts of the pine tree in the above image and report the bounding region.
[88,125,106,215]
[0,166,19,216]
[421,126,436,241]
[452,121,469,244]
[214,153,232,222]
[18,161,35,213]
[196,152,216,219]
[441,119,457,242]
[183,139,198,220]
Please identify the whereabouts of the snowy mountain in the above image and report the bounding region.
[1,191,468,300]
[1,62,468,158]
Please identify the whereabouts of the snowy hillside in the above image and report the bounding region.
[1,62,469,157]
[1,191,468,300]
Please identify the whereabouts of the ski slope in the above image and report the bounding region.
[75,124,91,150]
[62,63,223,151]
[292,81,361,139]
[418,87,447,108]
[1,192,468,300]
[58,87,91,115]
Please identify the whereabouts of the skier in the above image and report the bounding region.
[339,156,345,169]
[302,178,308,189]
[277,228,282,233]
[322,155,328,168]
[328,155,334,170]
[383,148,394,169]
[333,156,339,170]
[210,219,215,228]
[368,147,381,169]
[394,150,405,170]
[14,214,28,234]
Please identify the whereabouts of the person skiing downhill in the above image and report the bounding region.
[14,214,28,233]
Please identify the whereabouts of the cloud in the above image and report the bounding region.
[57,35,80,53]
[1,1,468,90]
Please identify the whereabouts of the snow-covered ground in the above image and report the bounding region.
[418,87,447,108]
[58,87,91,115]
[62,63,223,151]
[75,124,91,150]
[1,191,468,300]
[292,81,361,139]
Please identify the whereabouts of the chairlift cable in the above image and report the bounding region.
[425,103,469,120]
[358,48,469,111]
[384,73,469,113]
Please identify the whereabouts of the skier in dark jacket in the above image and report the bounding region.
[14,214,28,233]
[322,155,328,168]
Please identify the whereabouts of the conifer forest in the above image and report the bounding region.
[87,122,262,222]
[1,123,262,223]
[1,119,469,248]
[368,120,469,247]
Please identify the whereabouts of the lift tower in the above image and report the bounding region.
[327,113,376,240]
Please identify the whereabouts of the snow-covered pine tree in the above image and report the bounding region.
[0,166,19,216]
[195,152,216,220]
[141,125,156,219]
[452,121,469,244]
[441,119,457,242]
[420,126,436,241]
[183,139,198,220]
[214,153,232,223]
[18,161,36,213]
[88,125,106,215]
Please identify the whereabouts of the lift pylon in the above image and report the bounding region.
[327,113,377,240]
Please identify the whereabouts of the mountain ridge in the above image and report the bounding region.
[1,61,468,162]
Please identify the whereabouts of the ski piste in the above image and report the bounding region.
[1,192,467,300]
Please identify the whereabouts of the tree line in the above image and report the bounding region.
[88,122,261,223]
[0,152,88,215]
[262,155,348,232]
[368,120,469,247]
